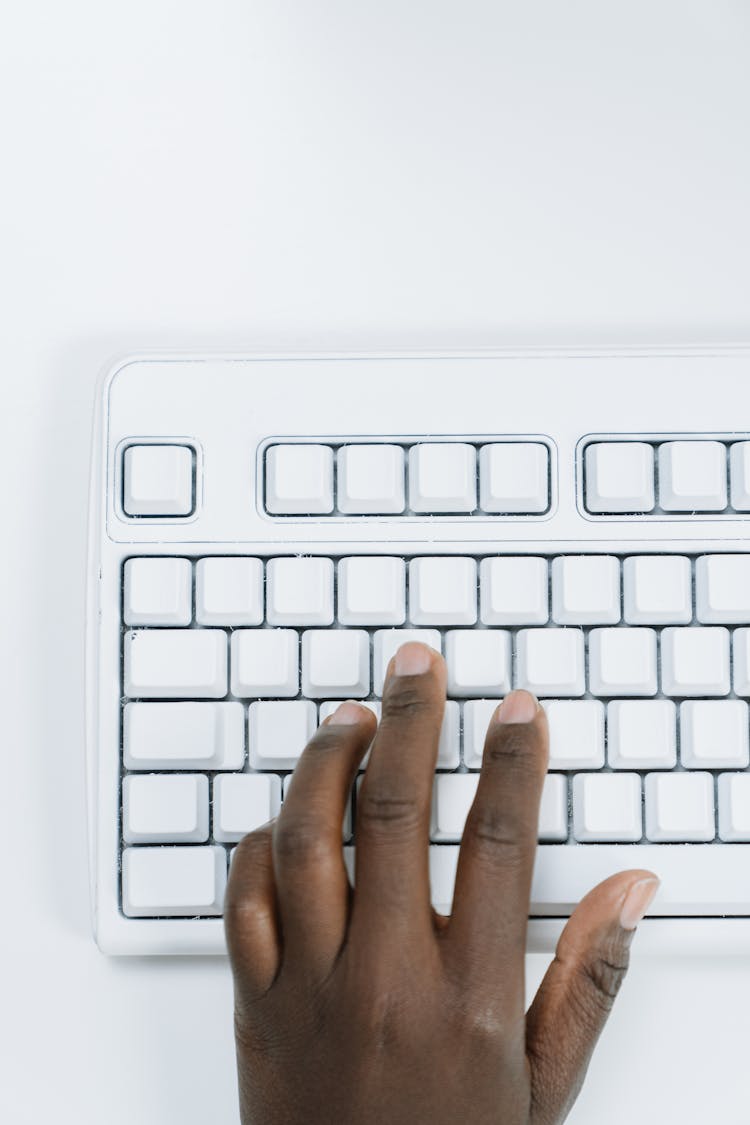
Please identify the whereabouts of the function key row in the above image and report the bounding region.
[264,441,550,516]
[585,438,750,515]
[123,553,750,628]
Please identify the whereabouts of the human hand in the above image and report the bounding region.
[225,642,659,1125]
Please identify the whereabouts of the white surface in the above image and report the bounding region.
[3,0,750,1122]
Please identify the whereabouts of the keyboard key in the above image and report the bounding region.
[301,629,370,698]
[718,774,750,841]
[432,774,478,841]
[607,700,676,769]
[123,444,194,517]
[695,555,750,623]
[437,701,460,769]
[462,698,500,768]
[337,445,405,514]
[480,556,548,625]
[265,444,334,514]
[409,443,476,513]
[544,700,605,769]
[645,772,715,842]
[623,555,692,624]
[680,700,750,768]
[573,773,642,842]
[337,556,406,625]
[123,557,192,626]
[231,629,299,697]
[588,627,658,696]
[734,629,750,696]
[409,557,477,625]
[123,774,209,843]
[730,441,750,511]
[445,629,511,696]
[661,626,730,696]
[195,557,263,625]
[122,845,226,917]
[248,701,317,769]
[373,629,442,694]
[124,629,227,698]
[539,775,568,842]
[124,701,245,770]
[213,774,282,842]
[585,441,655,513]
[658,440,727,511]
[266,557,334,626]
[551,555,620,625]
[516,628,585,696]
[478,442,549,513]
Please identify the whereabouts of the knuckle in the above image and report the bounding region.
[464,806,528,868]
[357,787,421,834]
[307,726,351,755]
[485,726,539,771]
[578,942,631,1012]
[380,679,434,724]
[273,817,330,864]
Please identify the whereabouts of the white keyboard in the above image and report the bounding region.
[87,349,750,955]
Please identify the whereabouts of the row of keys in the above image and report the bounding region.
[585,439,750,514]
[123,553,750,629]
[123,625,750,699]
[123,697,750,774]
[265,441,550,515]
[122,841,750,918]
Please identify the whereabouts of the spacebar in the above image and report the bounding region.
[427,845,750,916]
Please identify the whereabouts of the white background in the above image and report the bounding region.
[3,2,750,1122]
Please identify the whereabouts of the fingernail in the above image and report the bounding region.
[393,642,433,677]
[493,689,539,724]
[619,876,660,931]
[324,701,371,725]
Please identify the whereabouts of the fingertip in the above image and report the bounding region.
[386,641,446,683]
[322,700,378,728]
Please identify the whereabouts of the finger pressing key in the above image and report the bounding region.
[352,642,446,947]
[448,690,549,1007]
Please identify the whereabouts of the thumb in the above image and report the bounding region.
[525,869,659,1125]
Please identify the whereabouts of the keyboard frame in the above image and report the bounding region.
[88,347,750,955]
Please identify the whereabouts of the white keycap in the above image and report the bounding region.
[409,557,477,625]
[123,444,194,517]
[248,701,317,769]
[680,700,750,768]
[195,557,264,626]
[480,556,549,625]
[123,557,192,626]
[538,775,568,842]
[718,774,750,841]
[122,845,226,917]
[462,698,500,768]
[445,629,511,696]
[282,772,353,840]
[516,628,585,697]
[607,700,676,770]
[478,442,549,513]
[337,445,405,514]
[319,700,381,724]
[427,843,750,916]
[645,772,715,842]
[124,629,227,698]
[123,701,245,770]
[696,555,750,623]
[661,627,730,696]
[588,627,658,696]
[409,443,476,513]
[573,773,642,842]
[266,557,334,626]
[431,774,478,841]
[123,774,209,843]
[623,555,692,624]
[265,444,334,514]
[730,441,750,511]
[231,629,299,698]
[734,629,750,696]
[584,441,655,513]
[544,700,605,769]
[213,774,282,842]
[337,556,406,625]
[302,629,370,698]
[373,629,442,694]
[437,701,460,769]
[658,440,727,511]
[551,556,620,625]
